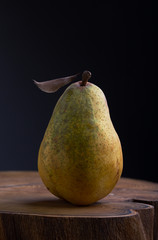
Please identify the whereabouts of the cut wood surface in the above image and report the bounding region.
[0,171,158,240]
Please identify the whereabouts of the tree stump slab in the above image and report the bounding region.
[0,171,158,240]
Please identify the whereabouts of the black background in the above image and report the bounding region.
[0,3,157,182]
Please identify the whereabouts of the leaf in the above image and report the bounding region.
[33,73,80,93]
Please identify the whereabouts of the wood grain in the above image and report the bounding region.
[0,171,158,240]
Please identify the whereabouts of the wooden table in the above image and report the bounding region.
[0,171,158,240]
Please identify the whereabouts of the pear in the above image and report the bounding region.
[37,71,123,205]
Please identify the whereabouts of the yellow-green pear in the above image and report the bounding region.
[37,71,123,205]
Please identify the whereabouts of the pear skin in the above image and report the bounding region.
[38,72,123,205]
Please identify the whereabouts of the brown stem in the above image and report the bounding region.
[80,71,92,86]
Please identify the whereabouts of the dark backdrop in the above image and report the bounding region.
[0,3,156,182]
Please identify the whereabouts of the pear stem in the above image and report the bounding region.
[80,71,92,86]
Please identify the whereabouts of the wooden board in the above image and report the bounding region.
[0,171,158,240]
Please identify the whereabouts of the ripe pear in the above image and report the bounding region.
[37,71,123,205]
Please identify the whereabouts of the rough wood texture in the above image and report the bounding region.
[0,171,158,240]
